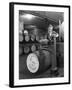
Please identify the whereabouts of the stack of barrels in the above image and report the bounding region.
[19,30,39,56]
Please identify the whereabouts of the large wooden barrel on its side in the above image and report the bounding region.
[26,50,51,74]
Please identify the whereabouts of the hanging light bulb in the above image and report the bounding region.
[21,14,35,20]
[25,14,34,19]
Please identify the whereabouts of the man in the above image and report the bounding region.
[47,24,58,41]
[47,24,59,76]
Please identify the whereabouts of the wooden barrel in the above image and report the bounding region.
[24,46,30,54]
[31,35,35,42]
[25,35,30,42]
[19,46,23,55]
[26,50,51,74]
[19,33,23,42]
[31,44,36,52]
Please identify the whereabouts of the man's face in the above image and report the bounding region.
[48,25,53,34]
[48,28,52,34]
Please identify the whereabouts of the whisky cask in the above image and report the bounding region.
[26,50,51,74]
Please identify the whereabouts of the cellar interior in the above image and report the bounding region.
[19,10,64,79]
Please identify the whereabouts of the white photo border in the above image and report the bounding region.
[9,2,70,87]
